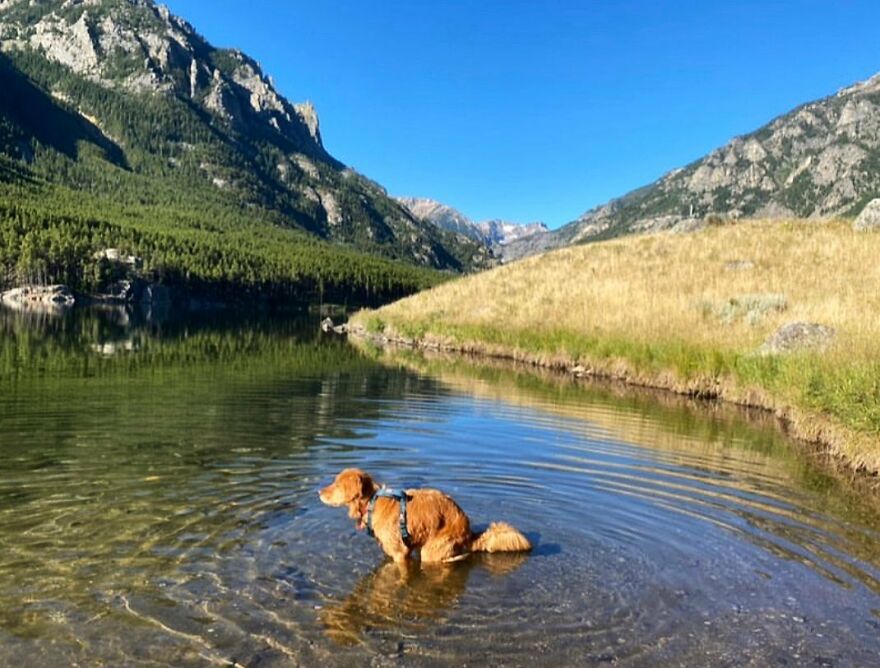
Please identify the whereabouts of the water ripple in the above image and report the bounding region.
[0,310,879,665]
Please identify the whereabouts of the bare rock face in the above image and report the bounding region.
[476,219,549,247]
[758,322,836,355]
[397,198,481,241]
[0,0,492,273]
[853,199,880,230]
[31,10,100,72]
[294,101,321,144]
[395,197,547,254]
[507,68,880,260]
[1,0,328,154]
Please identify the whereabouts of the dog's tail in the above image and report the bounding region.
[469,522,532,553]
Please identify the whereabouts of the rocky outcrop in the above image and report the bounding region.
[320,317,348,335]
[1,284,75,312]
[93,248,140,267]
[506,70,880,260]
[758,322,836,355]
[396,197,483,242]
[854,199,880,230]
[2,1,329,156]
[475,219,549,247]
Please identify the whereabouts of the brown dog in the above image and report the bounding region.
[318,468,532,563]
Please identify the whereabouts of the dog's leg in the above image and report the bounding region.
[385,539,410,565]
[420,538,459,563]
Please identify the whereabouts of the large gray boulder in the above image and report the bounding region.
[853,199,880,230]
[758,322,836,355]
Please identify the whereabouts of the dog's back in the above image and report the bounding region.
[406,488,472,545]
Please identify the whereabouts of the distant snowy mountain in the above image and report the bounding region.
[396,197,547,259]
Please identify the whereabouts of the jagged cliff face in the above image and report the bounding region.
[0,0,488,271]
[504,71,880,261]
[475,219,548,248]
[396,197,481,241]
[0,0,326,156]
[396,196,547,259]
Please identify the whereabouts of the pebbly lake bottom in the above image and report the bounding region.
[0,306,878,666]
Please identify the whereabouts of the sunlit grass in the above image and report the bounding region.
[352,220,880,473]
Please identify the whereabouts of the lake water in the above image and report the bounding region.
[0,306,878,666]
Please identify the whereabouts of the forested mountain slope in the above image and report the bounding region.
[0,0,488,304]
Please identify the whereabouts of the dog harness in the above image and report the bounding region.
[365,487,411,545]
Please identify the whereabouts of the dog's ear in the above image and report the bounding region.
[334,468,378,502]
[358,471,379,499]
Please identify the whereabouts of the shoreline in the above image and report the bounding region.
[347,323,880,485]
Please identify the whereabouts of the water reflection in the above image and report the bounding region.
[0,306,878,665]
[320,553,529,645]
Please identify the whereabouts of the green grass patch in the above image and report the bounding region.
[368,317,880,439]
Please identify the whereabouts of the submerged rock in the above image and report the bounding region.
[758,322,836,355]
[853,198,880,230]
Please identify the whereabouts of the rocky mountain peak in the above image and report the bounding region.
[475,219,548,247]
[0,0,490,271]
[503,67,880,261]
[0,0,326,154]
[396,196,548,257]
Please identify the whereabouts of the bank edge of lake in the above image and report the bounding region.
[345,322,880,485]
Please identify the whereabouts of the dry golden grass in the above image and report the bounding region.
[351,220,880,474]
[366,220,879,355]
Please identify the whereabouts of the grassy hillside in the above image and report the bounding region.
[351,220,880,475]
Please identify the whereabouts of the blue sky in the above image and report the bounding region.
[166,1,880,228]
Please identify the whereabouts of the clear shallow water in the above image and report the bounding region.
[0,307,878,666]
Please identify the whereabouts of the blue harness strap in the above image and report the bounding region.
[366,488,411,545]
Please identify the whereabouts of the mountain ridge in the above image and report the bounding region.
[395,196,548,255]
[504,69,880,260]
[0,0,490,273]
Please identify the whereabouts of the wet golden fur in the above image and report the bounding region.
[319,468,531,563]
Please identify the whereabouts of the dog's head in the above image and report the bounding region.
[319,468,379,509]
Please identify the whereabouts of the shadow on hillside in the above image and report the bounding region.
[0,52,128,169]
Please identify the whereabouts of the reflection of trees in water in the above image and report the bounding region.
[0,307,461,641]
[320,553,529,645]
[0,306,451,461]
[0,304,316,367]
